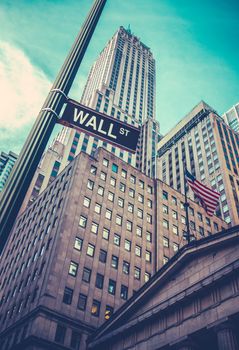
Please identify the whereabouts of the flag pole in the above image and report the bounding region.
[183,167,191,244]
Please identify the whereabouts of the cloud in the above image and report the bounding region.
[0,41,51,153]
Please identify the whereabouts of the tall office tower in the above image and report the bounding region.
[157,100,239,226]
[222,102,239,133]
[60,26,158,173]
[0,151,18,193]
[0,148,226,350]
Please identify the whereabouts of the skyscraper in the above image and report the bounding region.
[60,26,159,173]
[157,101,239,226]
[222,102,239,133]
[20,26,160,210]
[0,151,18,193]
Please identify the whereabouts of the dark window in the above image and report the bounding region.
[77,294,87,310]
[82,267,91,283]
[63,287,73,305]
[120,285,128,300]
[99,249,107,263]
[55,324,66,344]
[70,331,81,350]
[95,273,104,289]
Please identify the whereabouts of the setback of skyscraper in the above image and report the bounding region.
[157,101,239,226]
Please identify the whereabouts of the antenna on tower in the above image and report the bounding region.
[127,24,131,34]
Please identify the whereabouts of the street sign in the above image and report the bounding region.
[58,98,140,153]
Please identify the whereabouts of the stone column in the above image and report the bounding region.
[215,322,239,350]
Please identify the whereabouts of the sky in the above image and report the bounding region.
[0,0,239,154]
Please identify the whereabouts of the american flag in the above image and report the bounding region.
[185,169,220,217]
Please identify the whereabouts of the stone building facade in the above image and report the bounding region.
[0,148,227,349]
[88,225,239,350]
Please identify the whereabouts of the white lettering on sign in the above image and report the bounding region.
[73,108,118,139]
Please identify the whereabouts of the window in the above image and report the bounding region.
[111,255,118,269]
[91,222,98,234]
[105,305,114,320]
[162,191,168,200]
[87,243,95,257]
[70,331,81,350]
[79,216,87,228]
[172,210,178,219]
[173,225,178,235]
[116,215,122,226]
[214,222,219,231]
[146,250,151,262]
[173,243,179,252]
[197,212,203,222]
[112,163,118,173]
[119,182,125,192]
[55,324,66,344]
[163,219,169,229]
[147,214,152,224]
[128,203,134,213]
[90,165,97,175]
[139,180,144,189]
[206,217,211,226]
[125,239,131,251]
[147,199,152,208]
[136,226,142,237]
[172,196,177,205]
[199,226,204,236]
[94,203,101,214]
[123,261,130,274]
[181,216,186,224]
[118,197,124,207]
[100,171,106,181]
[95,273,104,289]
[189,207,194,216]
[120,285,128,300]
[69,261,78,277]
[110,177,116,187]
[135,245,141,257]
[83,197,91,208]
[163,256,169,265]
[108,192,114,202]
[97,186,104,196]
[163,205,168,214]
[114,233,121,246]
[134,266,141,280]
[103,158,109,167]
[102,227,110,240]
[129,188,135,198]
[82,267,91,283]
[121,169,127,178]
[87,179,94,190]
[99,249,107,263]
[145,272,151,282]
[137,208,143,219]
[63,287,73,305]
[105,209,112,220]
[91,300,101,317]
[190,221,195,230]
[147,185,153,194]
[130,175,136,184]
[108,279,116,295]
[74,237,83,251]
[127,220,132,231]
[163,237,169,247]
[138,194,144,203]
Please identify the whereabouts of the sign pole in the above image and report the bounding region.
[0,0,107,252]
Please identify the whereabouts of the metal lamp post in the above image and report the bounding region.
[0,0,107,252]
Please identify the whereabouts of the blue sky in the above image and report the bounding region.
[0,0,238,153]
